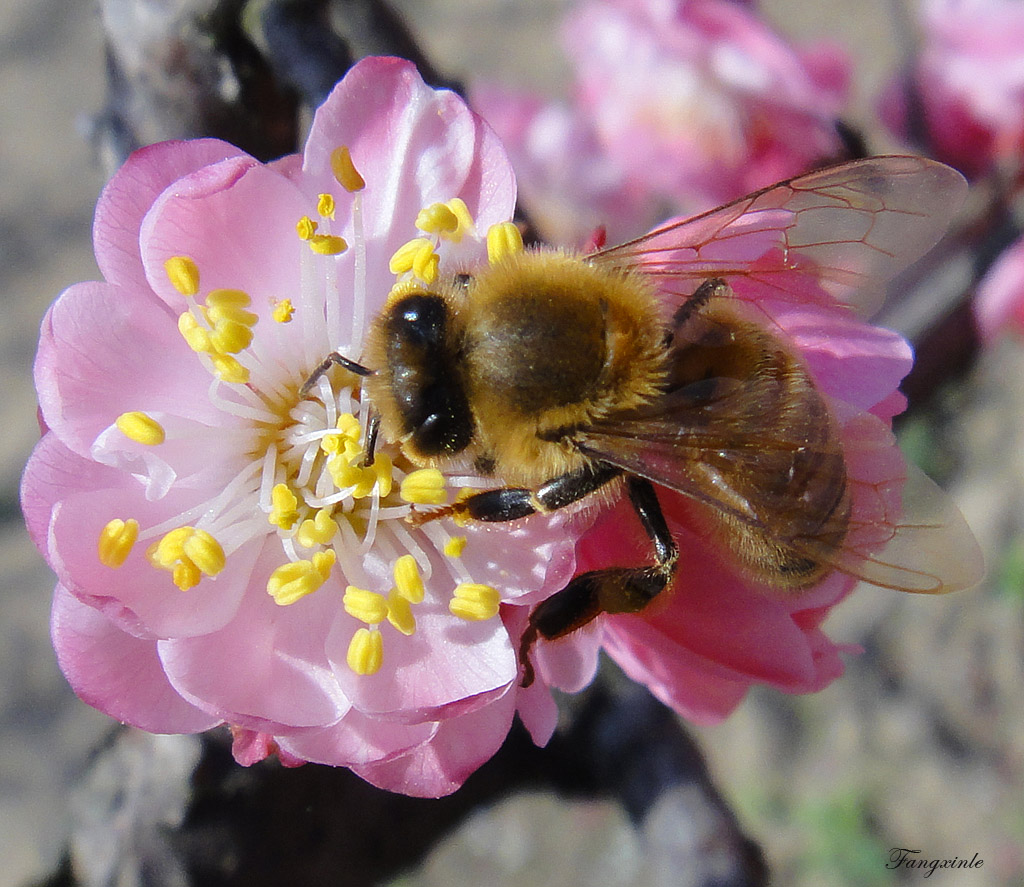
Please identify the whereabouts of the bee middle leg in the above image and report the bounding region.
[519,476,678,686]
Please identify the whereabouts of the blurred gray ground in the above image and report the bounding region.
[2,0,1022,885]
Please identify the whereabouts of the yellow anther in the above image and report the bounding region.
[165,256,200,296]
[205,288,251,309]
[296,508,337,547]
[331,145,366,193]
[386,590,416,636]
[98,518,139,568]
[267,549,335,606]
[347,628,383,675]
[414,248,439,283]
[351,466,378,499]
[336,412,361,440]
[209,319,254,354]
[393,554,425,604]
[317,193,336,219]
[327,455,363,490]
[443,536,467,558]
[370,451,394,498]
[183,529,226,576]
[487,221,524,265]
[173,561,202,591]
[341,439,363,463]
[416,202,460,236]
[115,411,165,446]
[319,414,361,456]
[178,312,212,353]
[308,234,349,256]
[312,549,335,575]
[207,304,259,328]
[319,433,345,455]
[149,526,191,567]
[400,468,446,505]
[148,526,225,591]
[389,238,439,283]
[446,197,474,236]
[209,354,250,384]
[449,583,501,621]
[272,299,294,323]
[297,215,319,240]
[268,483,299,530]
[343,586,388,624]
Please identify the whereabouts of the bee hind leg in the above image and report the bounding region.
[520,476,678,686]
[670,277,730,330]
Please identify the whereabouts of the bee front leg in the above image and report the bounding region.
[299,352,373,396]
[519,476,678,686]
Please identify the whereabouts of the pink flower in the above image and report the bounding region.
[469,85,656,247]
[975,235,1024,339]
[22,57,582,797]
[564,0,850,205]
[878,0,1024,179]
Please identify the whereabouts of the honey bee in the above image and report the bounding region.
[307,156,983,686]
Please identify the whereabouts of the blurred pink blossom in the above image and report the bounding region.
[22,57,582,797]
[879,0,1024,179]
[975,235,1024,339]
[469,84,654,247]
[474,0,851,245]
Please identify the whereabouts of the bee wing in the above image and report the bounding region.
[591,156,968,318]
[578,394,982,595]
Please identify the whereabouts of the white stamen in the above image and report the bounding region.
[388,521,434,581]
[258,447,278,512]
[349,191,367,350]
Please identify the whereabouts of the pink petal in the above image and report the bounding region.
[327,600,516,722]
[349,687,517,797]
[51,584,221,733]
[457,512,583,606]
[159,545,351,729]
[94,139,247,291]
[277,708,436,768]
[601,620,751,724]
[34,281,224,459]
[577,495,853,691]
[769,301,914,411]
[26,434,254,638]
[303,56,516,249]
[139,157,309,323]
[230,728,306,767]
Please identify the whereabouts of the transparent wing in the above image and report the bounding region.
[578,395,982,595]
[591,156,968,317]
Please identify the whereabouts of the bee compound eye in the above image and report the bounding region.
[391,293,447,347]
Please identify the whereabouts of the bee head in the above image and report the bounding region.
[371,291,474,459]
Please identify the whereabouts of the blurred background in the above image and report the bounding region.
[3,0,1022,885]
